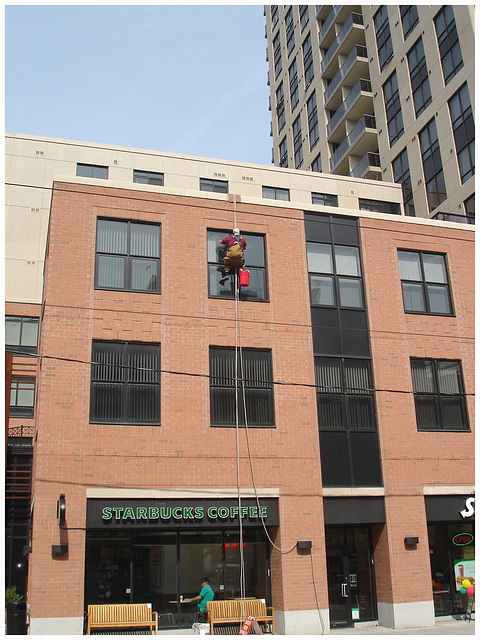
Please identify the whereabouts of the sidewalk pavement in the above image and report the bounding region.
[330,615,474,635]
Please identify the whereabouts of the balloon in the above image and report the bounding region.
[432,579,436,587]
[466,586,475,596]
[435,583,443,591]
[232,542,238,549]
[225,543,229,549]
[462,579,471,589]
[460,587,467,595]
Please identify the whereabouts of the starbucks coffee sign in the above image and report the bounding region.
[86,498,279,529]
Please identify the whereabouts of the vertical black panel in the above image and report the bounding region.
[319,432,351,487]
[350,432,383,487]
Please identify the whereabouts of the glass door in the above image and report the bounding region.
[326,545,353,627]
[326,526,376,628]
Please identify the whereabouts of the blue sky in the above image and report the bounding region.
[5,4,273,165]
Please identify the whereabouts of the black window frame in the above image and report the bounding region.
[383,71,404,146]
[10,377,35,418]
[299,5,309,32]
[5,316,39,355]
[411,358,469,432]
[311,153,322,173]
[448,83,475,184]
[307,241,365,310]
[273,31,282,79]
[271,5,279,28]
[311,192,338,207]
[374,5,393,70]
[358,198,400,214]
[315,356,377,432]
[464,194,475,220]
[307,91,319,151]
[209,346,275,428]
[207,229,268,303]
[392,148,414,216]
[434,5,464,85]
[133,170,164,186]
[94,217,161,294]
[292,114,303,169]
[419,119,447,212]
[90,340,160,425]
[407,37,432,118]
[276,82,286,133]
[76,163,108,180]
[288,57,299,112]
[400,5,419,39]
[285,7,295,57]
[398,249,453,316]
[279,136,288,168]
[199,178,228,194]
[262,186,290,201]
[302,32,314,88]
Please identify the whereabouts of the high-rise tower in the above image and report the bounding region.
[265,5,474,221]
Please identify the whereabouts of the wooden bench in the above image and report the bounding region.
[207,599,275,635]
[86,603,158,635]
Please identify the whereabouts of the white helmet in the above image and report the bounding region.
[233,228,240,235]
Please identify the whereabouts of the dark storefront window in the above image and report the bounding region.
[84,529,270,629]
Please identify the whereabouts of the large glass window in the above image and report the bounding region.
[307,242,364,308]
[209,347,274,427]
[299,5,309,32]
[411,359,469,431]
[85,529,270,629]
[90,340,160,424]
[273,31,282,78]
[449,84,475,184]
[398,250,452,315]
[279,136,288,168]
[10,377,35,417]
[275,82,285,133]
[207,230,267,301]
[285,7,295,56]
[307,91,319,151]
[312,192,338,208]
[407,38,432,117]
[392,148,414,216]
[383,72,403,146]
[316,358,375,431]
[289,58,299,112]
[95,218,161,293]
[434,6,463,85]
[374,6,393,70]
[400,5,418,39]
[419,119,447,211]
[5,316,39,355]
[293,115,303,169]
[302,33,314,88]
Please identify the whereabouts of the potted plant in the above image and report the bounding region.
[5,587,26,635]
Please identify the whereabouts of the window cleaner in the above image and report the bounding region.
[219,228,247,285]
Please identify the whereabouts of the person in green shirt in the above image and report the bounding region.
[183,577,214,622]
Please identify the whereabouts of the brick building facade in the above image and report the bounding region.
[6,135,474,634]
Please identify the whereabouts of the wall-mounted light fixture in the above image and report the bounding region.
[57,494,66,528]
[297,540,312,550]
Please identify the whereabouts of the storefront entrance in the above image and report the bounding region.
[84,501,278,628]
[326,526,376,628]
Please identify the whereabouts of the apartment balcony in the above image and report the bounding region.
[321,13,365,79]
[326,79,373,143]
[316,6,333,21]
[318,6,360,51]
[324,44,369,110]
[349,152,382,180]
[329,115,377,175]
[432,211,475,225]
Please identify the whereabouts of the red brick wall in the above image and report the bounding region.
[29,182,328,619]
[360,217,475,605]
